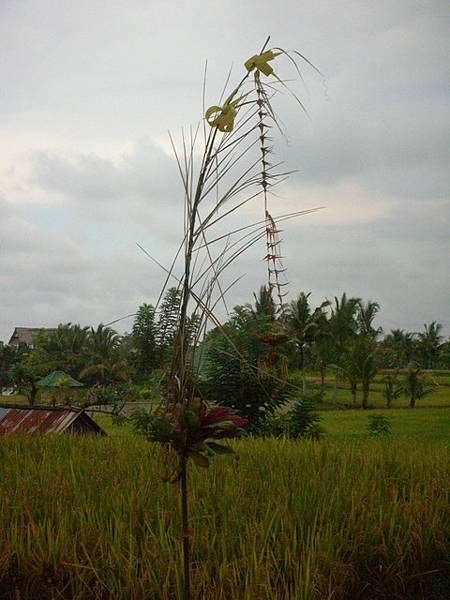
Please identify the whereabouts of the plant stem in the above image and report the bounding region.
[180,455,190,600]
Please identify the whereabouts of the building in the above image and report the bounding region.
[0,405,106,435]
[8,327,57,349]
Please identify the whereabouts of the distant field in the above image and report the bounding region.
[321,407,450,445]
[298,369,450,409]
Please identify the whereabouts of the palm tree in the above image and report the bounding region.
[402,365,437,408]
[36,323,89,377]
[382,329,415,367]
[357,300,382,339]
[287,292,329,392]
[328,293,360,403]
[329,293,361,351]
[339,350,359,407]
[80,325,130,385]
[416,322,443,369]
[253,285,275,319]
[382,371,403,409]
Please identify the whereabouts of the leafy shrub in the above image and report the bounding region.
[288,390,324,440]
[261,389,324,440]
[260,410,291,437]
[202,325,286,430]
[367,414,392,436]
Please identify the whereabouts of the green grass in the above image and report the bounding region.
[318,384,450,409]
[1,433,449,599]
[1,376,449,597]
[291,369,450,409]
[321,407,450,445]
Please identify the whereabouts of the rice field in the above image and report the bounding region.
[1,431,449,599]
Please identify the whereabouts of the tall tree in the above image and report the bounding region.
[402,365,436,408]
[328,293,360,402]
[0,344,19,390]
[35,323,89,378]
[416,322,443,369]
[12,346,50,406]
[381,329,415,367]
[80,325,130,385]
[132,303,157,377]
[287,292,329,391]
[357,300,382,338]
[157,287,182,365]
[347,335,379,408]
[253,285,275,319]
[329,293,361,352]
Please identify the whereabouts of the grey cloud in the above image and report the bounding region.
[31,138,178,204]
[0,200,166,340]
[1,0,449,340]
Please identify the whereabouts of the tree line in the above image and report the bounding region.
[0,286,448,411]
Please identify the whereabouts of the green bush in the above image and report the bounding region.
[261,389,324,440]
[367,414,391,436]
[288,390,324,439]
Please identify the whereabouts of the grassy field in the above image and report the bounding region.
[298,369,450,409]
[1,423,449,599]
[1,378,449,598]
[320,407,450,445]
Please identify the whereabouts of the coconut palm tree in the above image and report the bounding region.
[329,293,361,351]
[287,292,329,391]
[402,364,437,408]
[35,323,89,377]
[328,293,360,403]
[80,325,130,385]
[416,322,443,369]
[357,300,382,339]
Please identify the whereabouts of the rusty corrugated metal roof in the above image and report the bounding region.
[0,406,105,435]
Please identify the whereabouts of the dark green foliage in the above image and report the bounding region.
[81,382,137,414]
[287,390,324,439]
[129,408,155,435]
[0,344,19,389]
[12,346,51,405]
[132,303,157,377]
[261,389,324,440]
[287,292,329,372]
[382,370,403,408]
[380,328,416,368]
[202,325,275,428]
[343,335,380,409]
[157,287,181,365]
[416,322,444,369]
[260,410,291,437]
[80,325,130,386]
[202,295,290,429]
[328,293,361,354]
[367,414,392,436]
[34,324,89,378]
[402,364,437,408]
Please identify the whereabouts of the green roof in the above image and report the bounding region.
[36,371,84,388]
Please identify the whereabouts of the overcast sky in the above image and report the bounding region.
[1,0,449,342]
